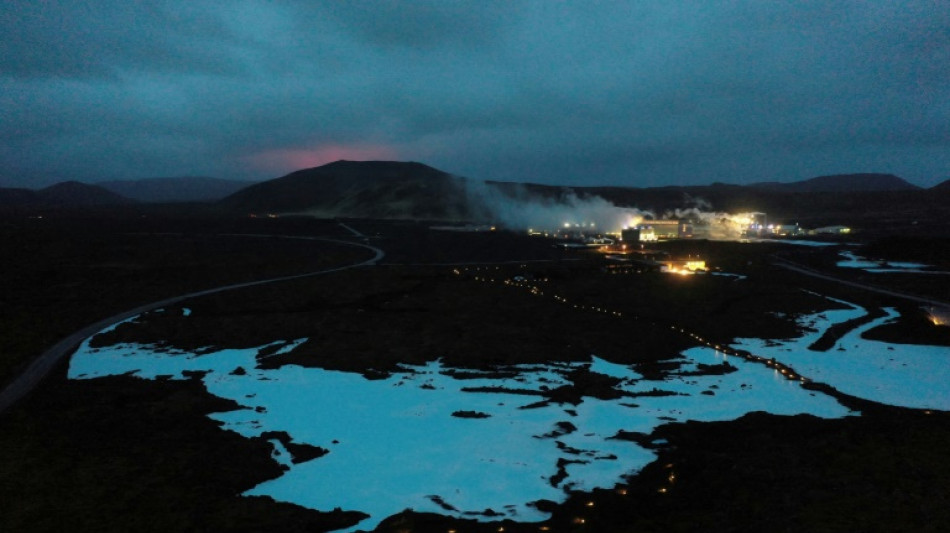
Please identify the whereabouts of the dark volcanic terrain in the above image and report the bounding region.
[1,166,950,532]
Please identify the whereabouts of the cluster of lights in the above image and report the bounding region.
[451,264,946,529]
[455,266,820,388]
[667,325,809,383]
[927,306,949,327]
[667,268,695,276]
[657,463,677,494]
[605,268,647,275]
[562,221,597,229]
[436,262,944,533]
[565,491,640,528]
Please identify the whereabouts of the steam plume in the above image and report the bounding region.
[464,180,652,233]
[463,179,763,241]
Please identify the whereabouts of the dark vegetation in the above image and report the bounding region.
[2,204,950,532]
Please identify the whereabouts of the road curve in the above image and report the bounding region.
[0,236,384,414]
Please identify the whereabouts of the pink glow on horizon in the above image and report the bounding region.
[248,144,400,174]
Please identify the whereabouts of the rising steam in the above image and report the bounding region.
[662,207,760,240]
[463,180,652,234]
[464,179,757,240]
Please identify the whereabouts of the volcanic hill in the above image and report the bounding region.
[220,160,477,220]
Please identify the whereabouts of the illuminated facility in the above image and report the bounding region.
[528,209,850,246]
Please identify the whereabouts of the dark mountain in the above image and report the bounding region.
[97,176,256,203]
[0,181,133,207]
[220,160,476,220]
[0,187,41,206]
[37,181,133,206]
[749,173,919,193]
[931,179,950,191]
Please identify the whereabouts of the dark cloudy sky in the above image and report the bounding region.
[2,1,948,188]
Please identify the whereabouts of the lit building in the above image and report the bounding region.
[770,224,804,236]
[620,228,640,242]
[811,225,852,235]
[641,220,681,240]
[659,258,707,273]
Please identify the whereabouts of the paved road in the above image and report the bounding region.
[772,256,950,308]
[337,221,369,239]
[0,236,384,414]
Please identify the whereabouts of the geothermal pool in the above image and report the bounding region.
[836,251,942,274]
[732,302,950,410]
[68,298,949,532]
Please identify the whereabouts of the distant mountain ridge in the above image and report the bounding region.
[97,176,256,203]
[749,173,919,193]
[4,165,946,225]
[217,161,950,232]
[0,181,132,207]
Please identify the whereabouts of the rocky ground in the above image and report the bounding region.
[1,209,949,532]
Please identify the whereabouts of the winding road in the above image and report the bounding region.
[0,235,384,414]
[771,255,950,308]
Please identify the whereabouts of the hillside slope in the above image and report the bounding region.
[220,160,475,220]
[931,179,950,191]
[38,181,133,206]
[750,173,919,193]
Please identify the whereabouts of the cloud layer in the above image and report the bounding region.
[2,1,948,187]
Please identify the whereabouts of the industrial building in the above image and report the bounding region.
[621,220,690,242]
[810,225,852,235]
[539,210,841,245]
